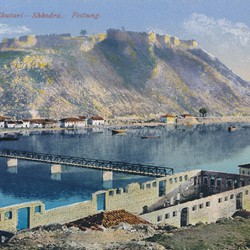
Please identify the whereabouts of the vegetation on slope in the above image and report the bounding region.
[0,30,249,118]
[147,217,250,250]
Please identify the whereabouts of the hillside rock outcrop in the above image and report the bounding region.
[0,29,249,118]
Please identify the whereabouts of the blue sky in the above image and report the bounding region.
[1,0,250,80]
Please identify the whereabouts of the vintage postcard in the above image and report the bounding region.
[0,0,250,249]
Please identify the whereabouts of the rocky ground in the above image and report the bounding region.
[1,213,250,250]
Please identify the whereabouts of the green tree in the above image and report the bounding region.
[199,108,207,117]
[80,29,87,36]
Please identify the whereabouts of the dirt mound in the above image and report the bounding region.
[66,209,150,230]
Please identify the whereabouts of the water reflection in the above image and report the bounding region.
[0,123,249,208]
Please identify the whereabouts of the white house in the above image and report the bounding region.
[60,117,87,128]
[29,119,44,128]
[0,119,5,128]
[43,119,59,128]
[87,116,105,126]
[160,114,176,124]
[22,120,30,128]
[5,121,16,128]
[14,121,24,129]
[0,116,11,128]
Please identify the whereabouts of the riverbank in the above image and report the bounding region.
[0,116,250,136]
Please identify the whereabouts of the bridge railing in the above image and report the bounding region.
[0,149,174,177]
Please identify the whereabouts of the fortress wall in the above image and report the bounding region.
[0,31,199,51]
[199,170,250,195]
[2,182,249,232]
[0,34,77,50]
[0,170,200,232]
[141,185,250,227]
[0,201,44,232]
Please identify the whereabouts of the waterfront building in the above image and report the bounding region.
[0,119,4,128]
[14,121,24,129]
[87,116,105,126]
[4,121,16,128]
[160,114,176,124]
[43,119,59,128]
[60,117,87,128]
[22,120,30,128]
[0,168,249,233]
[29,119,44,128]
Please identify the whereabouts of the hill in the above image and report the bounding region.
[0,30,249,118]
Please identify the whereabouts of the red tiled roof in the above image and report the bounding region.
[161,114,176,118]
[60,117,84,122]
[78,116,87,120]
[45,119,57,123]
[90,116,104,120]
[30,119,45,124]
[0,116,10,120]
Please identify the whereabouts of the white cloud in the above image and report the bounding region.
[0,23,31,35]
[183,13,250,46]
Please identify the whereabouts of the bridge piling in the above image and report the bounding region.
[103,171,113,189]
[6,158,18,174]
[51,164,62,181]
[7,158,18,167]
[0,149,174,177]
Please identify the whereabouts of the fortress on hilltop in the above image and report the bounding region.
[0,29,198,50]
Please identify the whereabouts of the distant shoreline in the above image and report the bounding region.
[0,116,250,135]
[107,115,250,128]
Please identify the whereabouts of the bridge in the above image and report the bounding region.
[0,149,174,177]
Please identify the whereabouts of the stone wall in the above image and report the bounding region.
[141,185,250,227]
[0,201,44,232]
[0,34,75,50]
[107,29,198,49]
[2,169,248,233]
[0,170,200,233]
[199,170,250,196]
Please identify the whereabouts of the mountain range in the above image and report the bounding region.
[0,29,249,118]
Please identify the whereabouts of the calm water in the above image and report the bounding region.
[0,123,250,209]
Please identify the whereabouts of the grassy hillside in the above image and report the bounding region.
[0,30,249,118]
[148,217,250,250]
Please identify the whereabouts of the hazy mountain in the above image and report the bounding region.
[0,29,249,118]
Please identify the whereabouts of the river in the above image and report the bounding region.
[0,123,249,209]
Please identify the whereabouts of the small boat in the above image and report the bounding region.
[112,129,127,134]
[0,136,20,141]
[141,136,160,139]
[228,126,236,132]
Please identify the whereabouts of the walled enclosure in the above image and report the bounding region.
[141,186,250,227]
[141,170,250,227]
[0,169,250,232]
[0,170,199,232]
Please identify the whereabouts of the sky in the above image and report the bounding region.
[1,0,250,81]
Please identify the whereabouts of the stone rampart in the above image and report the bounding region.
[0,170,199,232]
[1,169,248,232]
[141,185,250,227]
